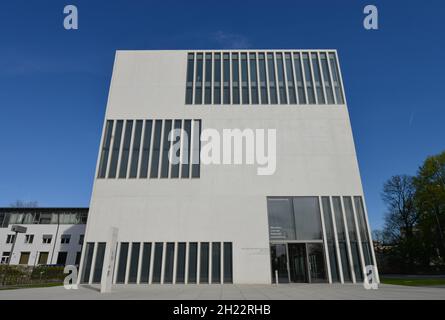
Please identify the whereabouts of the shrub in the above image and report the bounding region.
[0,265,65,286]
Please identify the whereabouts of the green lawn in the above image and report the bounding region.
[381,277,445,286]
[0,282,63,290]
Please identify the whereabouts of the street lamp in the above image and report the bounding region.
[7,225,27,265]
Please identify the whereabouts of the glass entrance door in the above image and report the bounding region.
[307,243,327,283]
[270,242,327,283]
[288,243,308,282]
[270,244,289,283]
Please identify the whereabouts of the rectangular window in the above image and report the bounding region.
[329,53,345,104]
[181,120,192,178]
[19,252,30,265]
[267,197,296,240]
[152,242,163,283]
[129,120,143,178]
[6,234,15,244]
[0,213,7,228]
[52,253,66,270]
[60,234,71,244]
[98,120,113,178]
[42,235,52,244]
[258,53,268,104]
[293,53,306,104]
[118,120,133,178]
[311,53,325,104]
[186,51,344,106]
[176,242,186,283]
[92,242,106,283]
[185,53,194,104]
[354,197,369,242]
[285,53,296,104]
[24,234,34,244]
[116,242,129,284]
[140,243,152,283]
[191,120,201,178]
[79,235,84,245]
[343,197,358,241]
[160,120,172,178]
[322,197,340,282]
[350,241,363,281]
[231,53,239,104]
[81,242,94,283]
[204,53,212,104]
[188,242,198,283]
[200,242,209,283]
[223,53,230,104]
[39,213,51,224]
[213,53,221,104]
[320,53,335,104]
[332,197,351,282]
[139,120,153,178]
[128,242,140,283]
[292,197,322,240]
[223,242,233,283]
[211,242,221,284]
[241,53,249,104]
[164,242,175,284]
[38,252,49,265]
[194,53,203,104]
[267,53,277,104]
[108,120,123,178]
[343,196,363,281]
[302,53,315,104]
[170,120,182,178]
[150,120,163,178]
[1,252,10,264]
[10,213,24,224]
[249,53,259,104]
[75,252,81,265]
[354,196,373,266]
[276,53,287,104]
[80,212,87,224]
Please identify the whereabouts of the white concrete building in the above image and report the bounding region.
[0,208,87,266]
[80,50,378,285]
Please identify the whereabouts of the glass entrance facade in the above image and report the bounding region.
[267,196,376,284]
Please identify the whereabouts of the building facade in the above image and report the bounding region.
[0,208,87,266]
[80,50,378,285]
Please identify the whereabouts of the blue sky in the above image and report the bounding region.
[0,0,444,230]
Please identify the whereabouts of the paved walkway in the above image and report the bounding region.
[0,283,444,300]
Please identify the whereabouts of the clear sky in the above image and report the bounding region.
[0,0,444,231]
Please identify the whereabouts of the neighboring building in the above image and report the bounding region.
[0,208,88,266]
[80,50,378,285]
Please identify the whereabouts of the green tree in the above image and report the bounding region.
[413,151,445,266]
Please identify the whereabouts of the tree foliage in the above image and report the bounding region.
[378,151,445,273]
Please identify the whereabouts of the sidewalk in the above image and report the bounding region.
[0,283,444,300]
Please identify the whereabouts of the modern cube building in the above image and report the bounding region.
[79,50,378,285]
